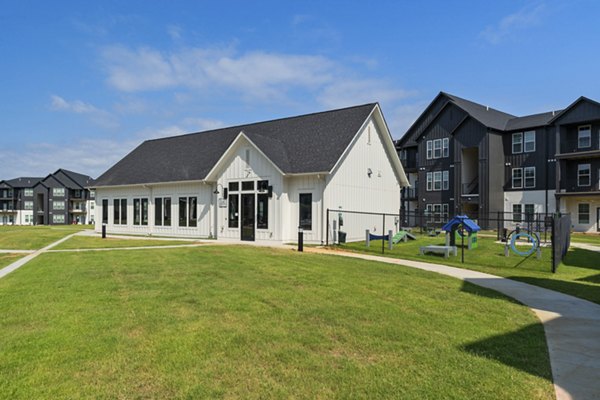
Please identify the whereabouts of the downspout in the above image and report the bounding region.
[545,128,549,214]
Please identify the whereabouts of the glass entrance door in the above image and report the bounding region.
[241,193,255,241]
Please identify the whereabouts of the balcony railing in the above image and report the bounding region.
[462,178,479,196]
[401,187,418,200]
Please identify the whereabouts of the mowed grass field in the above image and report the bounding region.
[340,234,600,304]
[0,225,90,250]
[0,253,24,269]
[54,236,201,250]
[0,246,553,399]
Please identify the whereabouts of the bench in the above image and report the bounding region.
[420,245,457,259]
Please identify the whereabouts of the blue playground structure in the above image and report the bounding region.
[441,215,481,249]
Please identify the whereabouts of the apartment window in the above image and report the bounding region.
[578,203,590,224]
[53,200,65,210]
[257,180,269,192]
[524,204,535,222]
[524,131,536,152]
[442,170,449,190]
[426,140,432,159]
[426,172,433,191]
[513,204,522,223]
[164,198,171,226]
[155,198,163,226]
[24,201,33,210]
[578,125,591,148]
[24,188,33,197]
[433,204,442,223]
[228,194,239,228]
[102,199,108,224]
[512,132,523,154]
[442,204,449,220]
[53,188,65,197]
[299,193,312,231]
[433,139,442,158]
[257,194,269,229]
[433,171,442,191]
[229,182,239,192]
[442,138,449,158]
[512,168,523,189]
[578,164,591,186]
[53,214,65,224]
[524,167,536,188]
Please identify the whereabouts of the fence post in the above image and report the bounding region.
[551,215,556,273]
[326,209,329,246]
[382,213,385,254]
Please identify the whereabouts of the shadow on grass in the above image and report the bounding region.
[461,323,552,381]
[577,273,600,284]
[460,281,523,305]
[561,248,600,270]
[505,276,600,305]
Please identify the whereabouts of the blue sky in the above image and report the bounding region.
[1,0,599,178]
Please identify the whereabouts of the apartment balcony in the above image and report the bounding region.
[0,193,14,200]
[401,187,418,200]
[69,207,87,213]
[555,149,600,160]
[461,181,479,196]
[0,208,17,214]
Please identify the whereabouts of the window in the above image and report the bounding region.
[512,132,523,154]
[426,172,433,191]
[53,201,65,210]
[442,170,449,190]
[24,201,33,210]
[578,164,591,186]
[120,199,127,225]
[512,168,523,189]
[228,182,239,192]
[102,199,108,224]
[524,204,535,222]
[24,188,33,197]
[433,139,442,158]
[524,167,536,188]
[188,197,197,227]
[524,131,536,152]
[442,204,449,220]
[133,199,141,225]
[257,180,269,192]
[578,125,591,148]
[299,193,312,231]
[513,204,522,223]
[242,181,254,191]
[53,214,65,224]
[426,140,432,159]
[113,199,120,224]
[155,198,163,226]
[257,194,269,229]
[228,194,239,228]
[178,197,196,227]
[578,203,590,224]
[442,138,449,158]
[433,171,442,191]
[164,198,171,226]
[53,188,65,197]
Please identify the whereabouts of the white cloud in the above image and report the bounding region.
[50,95,118,128]
[317,79,415,109]
[387,102,430,139]
[480,3,546,44]
[167,24,182,40]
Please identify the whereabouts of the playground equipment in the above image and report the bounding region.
[442,215,480,250]
[366,229,416,249]
[505,225,541,258]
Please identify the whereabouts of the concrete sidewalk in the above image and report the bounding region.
[307,248,600,400]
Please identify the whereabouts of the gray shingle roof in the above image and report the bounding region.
[57,169,95,188]
[4,177,43,188]
[443,92,516,131]
[94,103,377,187]
[505,111,561,131]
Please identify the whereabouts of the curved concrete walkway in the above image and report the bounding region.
[307,248,600,400]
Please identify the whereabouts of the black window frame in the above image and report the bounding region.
[257,193,269,229]
[113,199,120,225]
[120,199,127,225]
[155,197,163,226]
[179,197,188,227]
[299,193,312,231]
[188,197,197,227]
[228,194,239,228]
[133,199,141,225]
[102,199,108,224]
[578,203,590,224]
[242,181,255,191]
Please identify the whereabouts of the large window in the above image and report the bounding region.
[257,194,269,229]
[578,164,591,186]
[53,200,65,210]
[512,132,523,154]
[433,139,442,158]
[578,125,591,148]
[178,197,197,227]
[442,170,449,190]
[102,199,108,224]
[53,187,65,197]
[114,199,127,225]
[578,203,590,224]
[53,214,65,224]
[426,172,433,191]
[512,168,523,189]
[426,140,432,159]
[427,171,448,191]
[133,198,148,226]
[299,193,312,231]
[155,198,163,226]
[228,194,239,228]
[442,138,449,158]
[433,171,442,191]
[24,201,33,210]
[524,167,536,188]
[524,204,535,222]
[524,131,536,152]
[24,188,33,197]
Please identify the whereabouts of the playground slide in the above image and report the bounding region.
[393,231,416,244]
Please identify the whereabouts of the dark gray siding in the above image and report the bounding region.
[488,131,505,214]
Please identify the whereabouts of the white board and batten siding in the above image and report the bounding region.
[214,136,284,242]
[95,182,214,238]
[283,175,326,243]
[324,116,401,242]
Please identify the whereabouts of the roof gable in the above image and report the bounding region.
[94,103,377,187]
[549,96,600,125]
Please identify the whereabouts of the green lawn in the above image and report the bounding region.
[0,225,90,250]
[339,234,600,304]
[54,236,201,250]
[570,232,600,246]
[0,253,24,269]
[0,246,553,399]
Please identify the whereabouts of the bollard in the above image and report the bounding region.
[504,244,509,257]
[388,230,393,250]
[102,223,106,239]
[366,229,370,248]
[298,226,303,252]
[536,246,542,259]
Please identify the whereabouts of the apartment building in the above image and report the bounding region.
[396,92,600,232]
[0,169,95,225]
